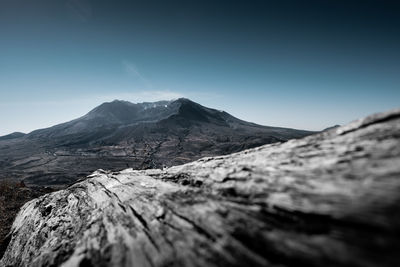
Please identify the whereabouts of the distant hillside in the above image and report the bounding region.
[0,98,314,186]
[323,125,341,131]
[0,132,25,141]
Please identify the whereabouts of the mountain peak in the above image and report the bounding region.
[2,98,314,186]
[77,98,265,131]
[83,99,187,127]
[174,97,192,103]
[26,98,314,145]
[110,99,133,104]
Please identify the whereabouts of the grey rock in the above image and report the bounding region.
[1,108,400,267]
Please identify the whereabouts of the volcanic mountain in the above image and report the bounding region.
[0,98,313,186]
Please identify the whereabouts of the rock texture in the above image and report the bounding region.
[1,109,400,267]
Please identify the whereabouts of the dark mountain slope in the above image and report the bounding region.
[0,132,25,141]
[323,124,341,131]
[0,98,314,186]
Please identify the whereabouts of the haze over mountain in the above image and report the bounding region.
[0,98,313,186]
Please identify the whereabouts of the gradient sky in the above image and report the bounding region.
[1,0,399,135]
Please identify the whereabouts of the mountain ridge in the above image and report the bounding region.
[0,98,310,138]
[0,98,314,186]
[0,132,26,141]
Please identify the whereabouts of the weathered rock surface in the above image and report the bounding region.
[1,109,400,267]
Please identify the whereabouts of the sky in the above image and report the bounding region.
[0,0,399,135]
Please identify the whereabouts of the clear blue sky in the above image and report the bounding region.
[1,0,399,135]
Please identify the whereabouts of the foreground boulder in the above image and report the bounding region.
[1,109,400,267]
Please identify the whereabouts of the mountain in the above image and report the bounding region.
[2,108,399,267]
[0,132,25,141]
[0,98,313,186]
[323,124,341,131]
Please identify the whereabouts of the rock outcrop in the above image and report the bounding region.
[1,109,400,267]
